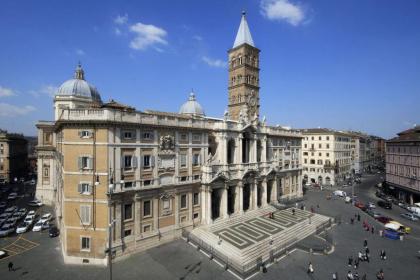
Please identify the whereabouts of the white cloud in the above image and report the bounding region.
[76,49,85,56]
[129,22,168,51]
[29,85,58,98]
[202,56,227,68]
[193,35,203,41]
[114,14,128,25]
[114,27,122,36]
[0,86,16,97]
[260,0,305,26]
[0,103,36,117]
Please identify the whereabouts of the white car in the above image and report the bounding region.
[7,193,17,200]
[333,190,347,197]
[0,224,15,237]
[32,221,44,232]
[40,213,52,223]
[16,222,31,234]
[23,216,34,225]
[368,202,376,209]
[27,200,43,207]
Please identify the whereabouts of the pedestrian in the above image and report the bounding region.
[333,272,338,280]
[357,213,361,221]
[358,251,363,261]
[8,262,13,272]
[371,226,374,234]
[348,256,353,266]
[361,274,367,280]
[354,271,359,280]
[365,247,370,255]
[366,253,370,263]
[292,208,295,216]
[354,258,359,269]
[347,271,354,280]
[363,239,368,247]
[351,218,354,224]
[317,204,319,208]
[307,262,314,274]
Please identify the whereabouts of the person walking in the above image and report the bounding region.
[348,256,353,266]
[333,272,338,280]
[357,213,361,222]
[361,274,367,280]
[358,251,363,261]
[363,239,368,247]
[347,271,354,280]
[365,247,370,255]
[354,258,359,269]
[307,262,314,274]
[8,262,13,272]
[371,226,374,234]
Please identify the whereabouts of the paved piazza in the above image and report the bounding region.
[213,209,314,250]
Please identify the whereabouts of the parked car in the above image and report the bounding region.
[367,209,381,219]
[333,190,347,197]
[49,226,60,237]
[4,206,17,214]
[23,216,34,225]
[0,202,7,209]
[367,202,376,209]
[0,224,15,237]
[27,200,43,207]
[376,216,391,224]
[386,221,411,234]
[7,192,17,200]
[0,250,7,259]
[355,201,366,210]
[40,213,52,223]
[16,222,31,234]
[378,200,392,209]
[401,213,419,221]
[25,210,36,220]
[32,221,44,232]
[18,208,27,216]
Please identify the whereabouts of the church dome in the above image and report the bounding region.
[179,91,205,116]
[56,64,102,103]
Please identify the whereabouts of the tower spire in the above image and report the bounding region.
[233,11,255,48]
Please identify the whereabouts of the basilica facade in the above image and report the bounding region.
[36,13,303,265]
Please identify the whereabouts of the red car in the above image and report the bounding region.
[355,201,365,210]
[375,216,391,224]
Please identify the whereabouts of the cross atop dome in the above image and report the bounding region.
[232,11,255,48]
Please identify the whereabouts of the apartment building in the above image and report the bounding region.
[0,129,28,184]
[302,128,352,186]
[386,126,420,204]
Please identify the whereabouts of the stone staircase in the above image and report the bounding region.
[188,207,331,277]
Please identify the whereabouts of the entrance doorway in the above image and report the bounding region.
[257,184,262,207]
[227,186,236,215]
[267,182,272,204]
[211,189,222,220]
[243,184,250,211]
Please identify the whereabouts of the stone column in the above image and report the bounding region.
[237,181,243,214]
[201,185,207,223]
[207,188,212,224]
[252,179,258,210]
[188,191,193,223]
[262,178,268,207]
[153,197,159,231]
[221,184,228,219]
[237,134,243,164]
[134,199,141,236]
[174,192,179,228]
[272,177,278,202]
[115,202,122,240]
[262,136,267,163]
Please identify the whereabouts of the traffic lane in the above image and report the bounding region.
[352,178,420,236]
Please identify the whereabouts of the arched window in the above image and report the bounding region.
[227,139,235,164]
[257,140,262,162]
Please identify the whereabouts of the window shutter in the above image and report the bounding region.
[78,157,82,170]
[151,156,155,167]
[121,156,125,169]
[78,184,82,193]
[87,184,92,194]
[88,158,93,169]
[132,156,138,168]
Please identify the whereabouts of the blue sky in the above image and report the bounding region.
[0,0,419,138]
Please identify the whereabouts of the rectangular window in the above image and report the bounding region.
[192,154,200,166]
[180,133,188,141]
[181,194,187,209]
[80,205,91,225]
[124,155,133,169]
[143,200,151,217]
[43,167,49,177]
[180,154,187,168]
[319,144,322,148]
[193,174,200,180]
[124,204,133,220]
[143,155,153,169]
[78,156,92,170]
[79,130,92,138]
[303,152,308,156]
[124,182,133,189]
[122,130,134,139]
[192,134,201,142]
[304,144,307,148]
[193,193,199,206]
[142,131,153,140]
[163,199,170,210]
[180,176,187,182]
[81,237,90,251]
[326,153,330,157]
[78,183,91,195]
[193,213,199,219]
[304,159,307,164]
[143,225,151,232]
[124,229,132,237]
[143,180,151,186]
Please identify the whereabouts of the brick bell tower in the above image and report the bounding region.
[228,11,260,121]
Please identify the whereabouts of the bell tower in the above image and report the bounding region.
[228,12,260,121]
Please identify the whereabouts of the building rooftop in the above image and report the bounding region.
[232,11,255,48]
[388,125,420,142]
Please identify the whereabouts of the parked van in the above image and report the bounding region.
[333,190,346,197]
[408,206,420,217]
